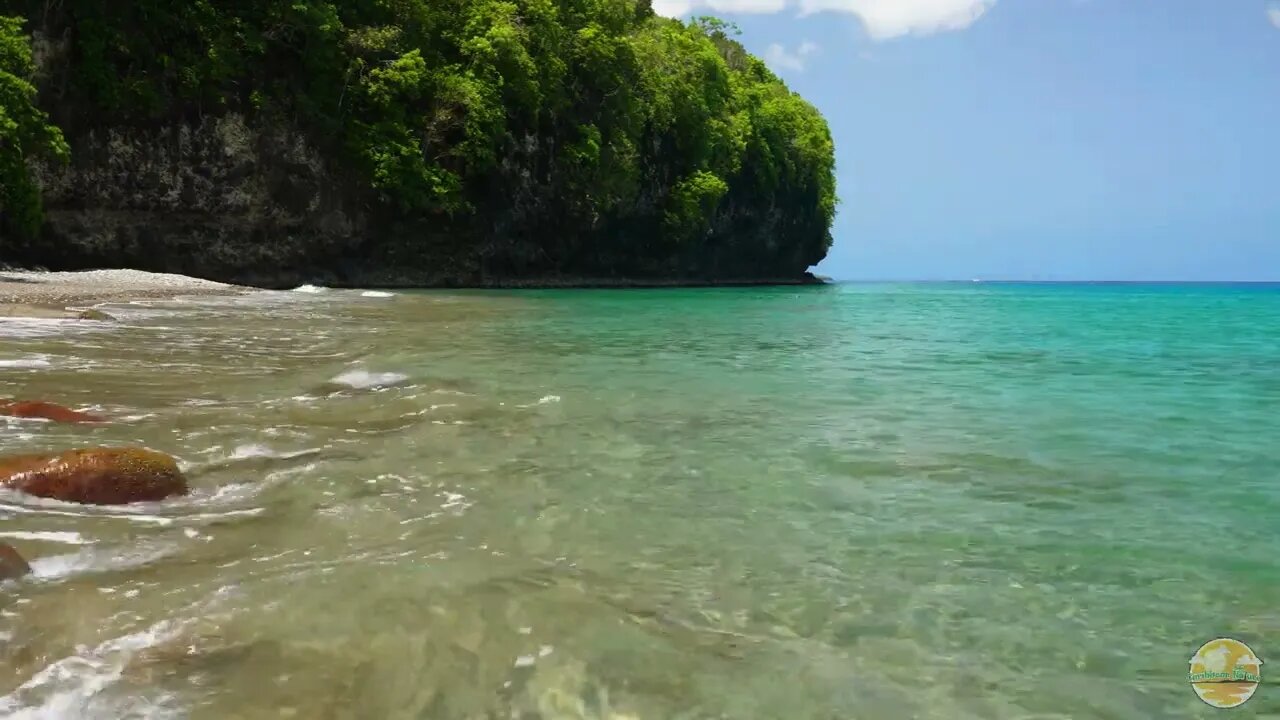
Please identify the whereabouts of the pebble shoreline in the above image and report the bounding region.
[0,269,246,311]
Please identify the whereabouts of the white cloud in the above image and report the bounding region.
[651,0,995,41]
[765,40,820,72]
[798,0,995,39]
[652,0,694,16]
[1268,4,1280,30]
[655,0,785,14]
[708,0,789,11]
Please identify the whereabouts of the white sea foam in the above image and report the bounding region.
[183,508,266,524]
[0,355,52,369]
[29,544,176,580]
[0,496,178,526]
[292,284,327,294]
[228,443,321,461]
[92,302,181,322]
[518,394,562,408]
[328,369,411,390]
[0,428,37,444]
[361,290,395,298]
[0,531,91,545]
[0,319,81,339]
[0,416,53,425]
[180,398,223,407]
[0,619,186,720]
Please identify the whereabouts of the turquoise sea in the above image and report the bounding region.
[1,282,1278,718]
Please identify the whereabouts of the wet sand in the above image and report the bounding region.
[0,269,246,314]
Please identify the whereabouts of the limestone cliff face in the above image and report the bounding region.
[11,26,825,288]
[8,31,360,287]
[22,114,363,287]
[20,118,819,287]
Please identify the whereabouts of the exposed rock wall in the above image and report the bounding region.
[21,113,363,287]
[8,29,825,288]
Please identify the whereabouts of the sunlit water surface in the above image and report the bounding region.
[1,283,1278,719]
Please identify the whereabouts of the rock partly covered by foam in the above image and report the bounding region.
[317,369,411,394]
[76,309,117,322]
[0,447,188,505]
[0,542,31,581]
[0,400,106,423]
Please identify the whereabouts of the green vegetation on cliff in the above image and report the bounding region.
[4,1,835,284]
[0,15,67,241]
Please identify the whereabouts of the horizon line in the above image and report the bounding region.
[825,278,1280,284]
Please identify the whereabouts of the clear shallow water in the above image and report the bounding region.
[1,283,1278,719]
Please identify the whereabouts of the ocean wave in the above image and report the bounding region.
[180,398,223,407]
[228,443,322,461]
[181,508,267,525]
[292,284,328,294]
[28,544,178,581]
[189,445,325,484]
[0,428,39,445]
[0,355,53,369]
[518,394,562,408]
[0,319,86,339]
[0,494,181,526]
[0,620,186,720]
[95,303,181,321]
[0,531,91,545]
[361,290,395,298]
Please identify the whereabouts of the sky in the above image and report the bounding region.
[652,0,1280,281]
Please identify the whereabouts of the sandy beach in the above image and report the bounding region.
[0,269,246,317]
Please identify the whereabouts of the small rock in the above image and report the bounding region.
[76,309,116,322]
[0,542,31,581]
[0,447,188,505]
[0,400,107,424]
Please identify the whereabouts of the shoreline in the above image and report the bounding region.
[0,270,248,318]
[0,269,826,313]
[338,275,827,290]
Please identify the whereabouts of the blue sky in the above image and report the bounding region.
[654,0,1280,281]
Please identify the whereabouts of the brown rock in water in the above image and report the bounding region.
[0,542,31,581]
[0,400,106,424]
[76,309,117,322]
[0,448,188,505]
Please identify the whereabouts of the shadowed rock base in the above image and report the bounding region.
[0,448,188,505]
[0,542,31,581]
[0,400,106,424]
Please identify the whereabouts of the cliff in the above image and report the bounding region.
[1,2,836,288]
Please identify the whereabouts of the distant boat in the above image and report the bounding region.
[971,278,982,283]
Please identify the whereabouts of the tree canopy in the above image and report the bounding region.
[4,1,835,280]
[0,15,68,241]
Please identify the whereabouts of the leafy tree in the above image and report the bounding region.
[0,15,68,241]
[8,0,836,278]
